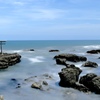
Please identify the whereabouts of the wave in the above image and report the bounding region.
[28,56,44,63]
[4,50,24,53]
[83,45,100,49]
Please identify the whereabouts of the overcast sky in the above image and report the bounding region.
[0,0,100,40]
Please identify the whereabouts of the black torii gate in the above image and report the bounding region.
[0,41,6,54]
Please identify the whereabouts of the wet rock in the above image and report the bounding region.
[49,50,59,52]
[11,78,17,81]
[0,95,4,100]
[54,53,87,62]
[90,77,100,94]
[0,53,21,69]
[55,58,66,65]
[79,73,100,94]
[66,64,75,68]
[87,49,100,54]
[58,66,82,87]
[31,82,42,90]
[98,57,100,59]
[29,49,34,51]
[72,83,90,93]
[82,61,98,68]
[43,81,48,85]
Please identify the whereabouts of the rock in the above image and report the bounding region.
[58,66,82,87]
[66,64,75,68]
[31,82,42,90]
[90,77,100,94]
[29,49,34,51]
[49,50,59,52]
[82,61,98,68]
[72,83,90,93]
[55,58,67,65]
[0,95,4,100]
[54,54,87,62]
[11,78,17,81]
[87,49,100,54]
[98,57,100,59]
[79,73,100,94]
[0,53,21,69]
[42,81,48,85]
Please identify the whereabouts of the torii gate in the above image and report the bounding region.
[0,41,6,54]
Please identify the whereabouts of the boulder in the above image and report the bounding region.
[54,54,87,62]
[0,53,21,69]
[87,49,100,54]
[82,61,98,68]
[72,83,90,93]
[0,95,4,100]
[31,82,42,90]
[42,81,48,86]
[55,58,66,65]
[49,50,59,52]
[79,73,100,94]
[79,73,97,89]
[29,49,34,51]
[90,77,100,94]
[58,66,82,87]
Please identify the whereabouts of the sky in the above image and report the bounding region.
[0,0,100,40]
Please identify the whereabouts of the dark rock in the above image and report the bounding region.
[29,49,34,51]
[11,78,17,82]
[72,83,90,93]
[87,49,100,54]
[55,58,66,65]
[58,66,82,87]
[31,82,42,89]
[0,53,21,69]
[43,81,48,85]
[79,73,100,94]
[90,77,100,94]
[49,50,59,52]
[54,54,87,62]
[79,73,97,88]
[66,64,75,68]
[98,57,100,59]
[82,61,98,68]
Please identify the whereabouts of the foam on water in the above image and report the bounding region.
[83,45,100,49]
[28,56,44,63]
[1,40,100,100]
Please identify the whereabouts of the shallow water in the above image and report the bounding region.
[0,40,100,100]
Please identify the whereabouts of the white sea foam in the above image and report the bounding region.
[83,45,100,49]
[4,50,23,53]
[28,56,44,63]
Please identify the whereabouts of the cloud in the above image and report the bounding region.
[25,9,66,20]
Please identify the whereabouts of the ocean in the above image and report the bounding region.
[0,40,100,100]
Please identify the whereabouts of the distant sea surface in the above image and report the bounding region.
[0,40,100,100]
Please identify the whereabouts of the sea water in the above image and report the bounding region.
[0,40,100,100]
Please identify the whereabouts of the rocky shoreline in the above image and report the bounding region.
[54,51,100,94]
[0,53,21,69]
[0,49,100,99]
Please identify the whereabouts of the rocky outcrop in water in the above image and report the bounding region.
[31,82,42,90]
[54,53,87,63]
[58,65,90,92]
[49,50,59,52]
[82,61,98,68]
[58,66,82,87]
[0,53,21,69]
[55,58,67,65]
[79,73,100,94]
[87,49,100,54]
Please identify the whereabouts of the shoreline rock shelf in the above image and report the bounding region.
[0,53,21,69]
